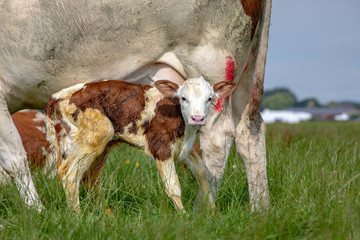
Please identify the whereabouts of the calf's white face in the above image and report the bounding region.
[178,77,214,126]
[155,76,237,127]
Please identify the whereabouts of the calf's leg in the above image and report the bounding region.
[183,150,215,213]
[81,142,119,210]
[58,149,94,212]
[156,159,185,212]
[58,109,114,212]
[59,141,112,212]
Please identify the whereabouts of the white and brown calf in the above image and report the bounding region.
[45,77,236,212]
[0,110,70,183]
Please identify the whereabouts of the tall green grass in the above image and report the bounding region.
[0,122,359,239]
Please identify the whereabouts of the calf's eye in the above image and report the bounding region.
[181,97,186,101]
[208,97,212,102]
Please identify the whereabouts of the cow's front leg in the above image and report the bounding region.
[199,105,235,198]
[235,104,270,211]
[155,159,185,213]
[0,95,43,211]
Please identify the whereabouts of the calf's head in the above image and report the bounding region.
[155,76,236,127]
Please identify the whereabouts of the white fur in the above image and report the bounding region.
[176,77,214,126]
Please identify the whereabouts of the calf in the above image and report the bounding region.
[0,110,70,183]
[45,77,236,212]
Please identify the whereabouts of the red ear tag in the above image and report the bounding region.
[215,56,235,113]
[225,56,235,82]
[215,97,223,113]
[225,56,235,101]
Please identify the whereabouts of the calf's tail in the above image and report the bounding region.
[44,97,62,169]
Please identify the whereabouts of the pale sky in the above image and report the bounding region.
[264,0,360,104]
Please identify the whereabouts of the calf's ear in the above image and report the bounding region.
[154,80,180,97]
[213,81,237,98]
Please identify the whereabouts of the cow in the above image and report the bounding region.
[0,0,272,212]
[0,110,70,184]
[44,77,236,212]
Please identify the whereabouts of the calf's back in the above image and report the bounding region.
[48,80,185,161]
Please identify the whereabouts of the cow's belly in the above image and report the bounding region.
[0,0,254,113]
[0,43,245,113]
[0,55,188,113]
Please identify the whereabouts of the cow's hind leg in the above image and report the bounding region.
[235,105,270,211]
[0,95,43,210]
[183,150,215,213]
[156,159,185,213]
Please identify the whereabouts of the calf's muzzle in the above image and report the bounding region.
[190,115,206,125]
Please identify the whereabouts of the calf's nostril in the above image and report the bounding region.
[191,115,205,122]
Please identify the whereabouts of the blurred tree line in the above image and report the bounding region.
[261,88,296,110]
[260,88,336,110]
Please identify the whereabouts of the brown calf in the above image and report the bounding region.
[45,78,236,213]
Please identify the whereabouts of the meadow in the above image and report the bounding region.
[0,122,359,239]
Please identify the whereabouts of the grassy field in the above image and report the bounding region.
[0,122,359,239]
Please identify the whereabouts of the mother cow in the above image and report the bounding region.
[0,0,271,211]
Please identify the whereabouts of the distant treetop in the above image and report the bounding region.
[261,88,297,110]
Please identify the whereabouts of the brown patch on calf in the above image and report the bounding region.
[141,120,150,129]
[55,119,70,134]
[44,97,57,116]
[12,111,49,168]
[45,97,63,121]
[69,81,151,135]
[144,97,185,161]
[128,122,139,135]
[13,110,70,171]
[241,0,264,38]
